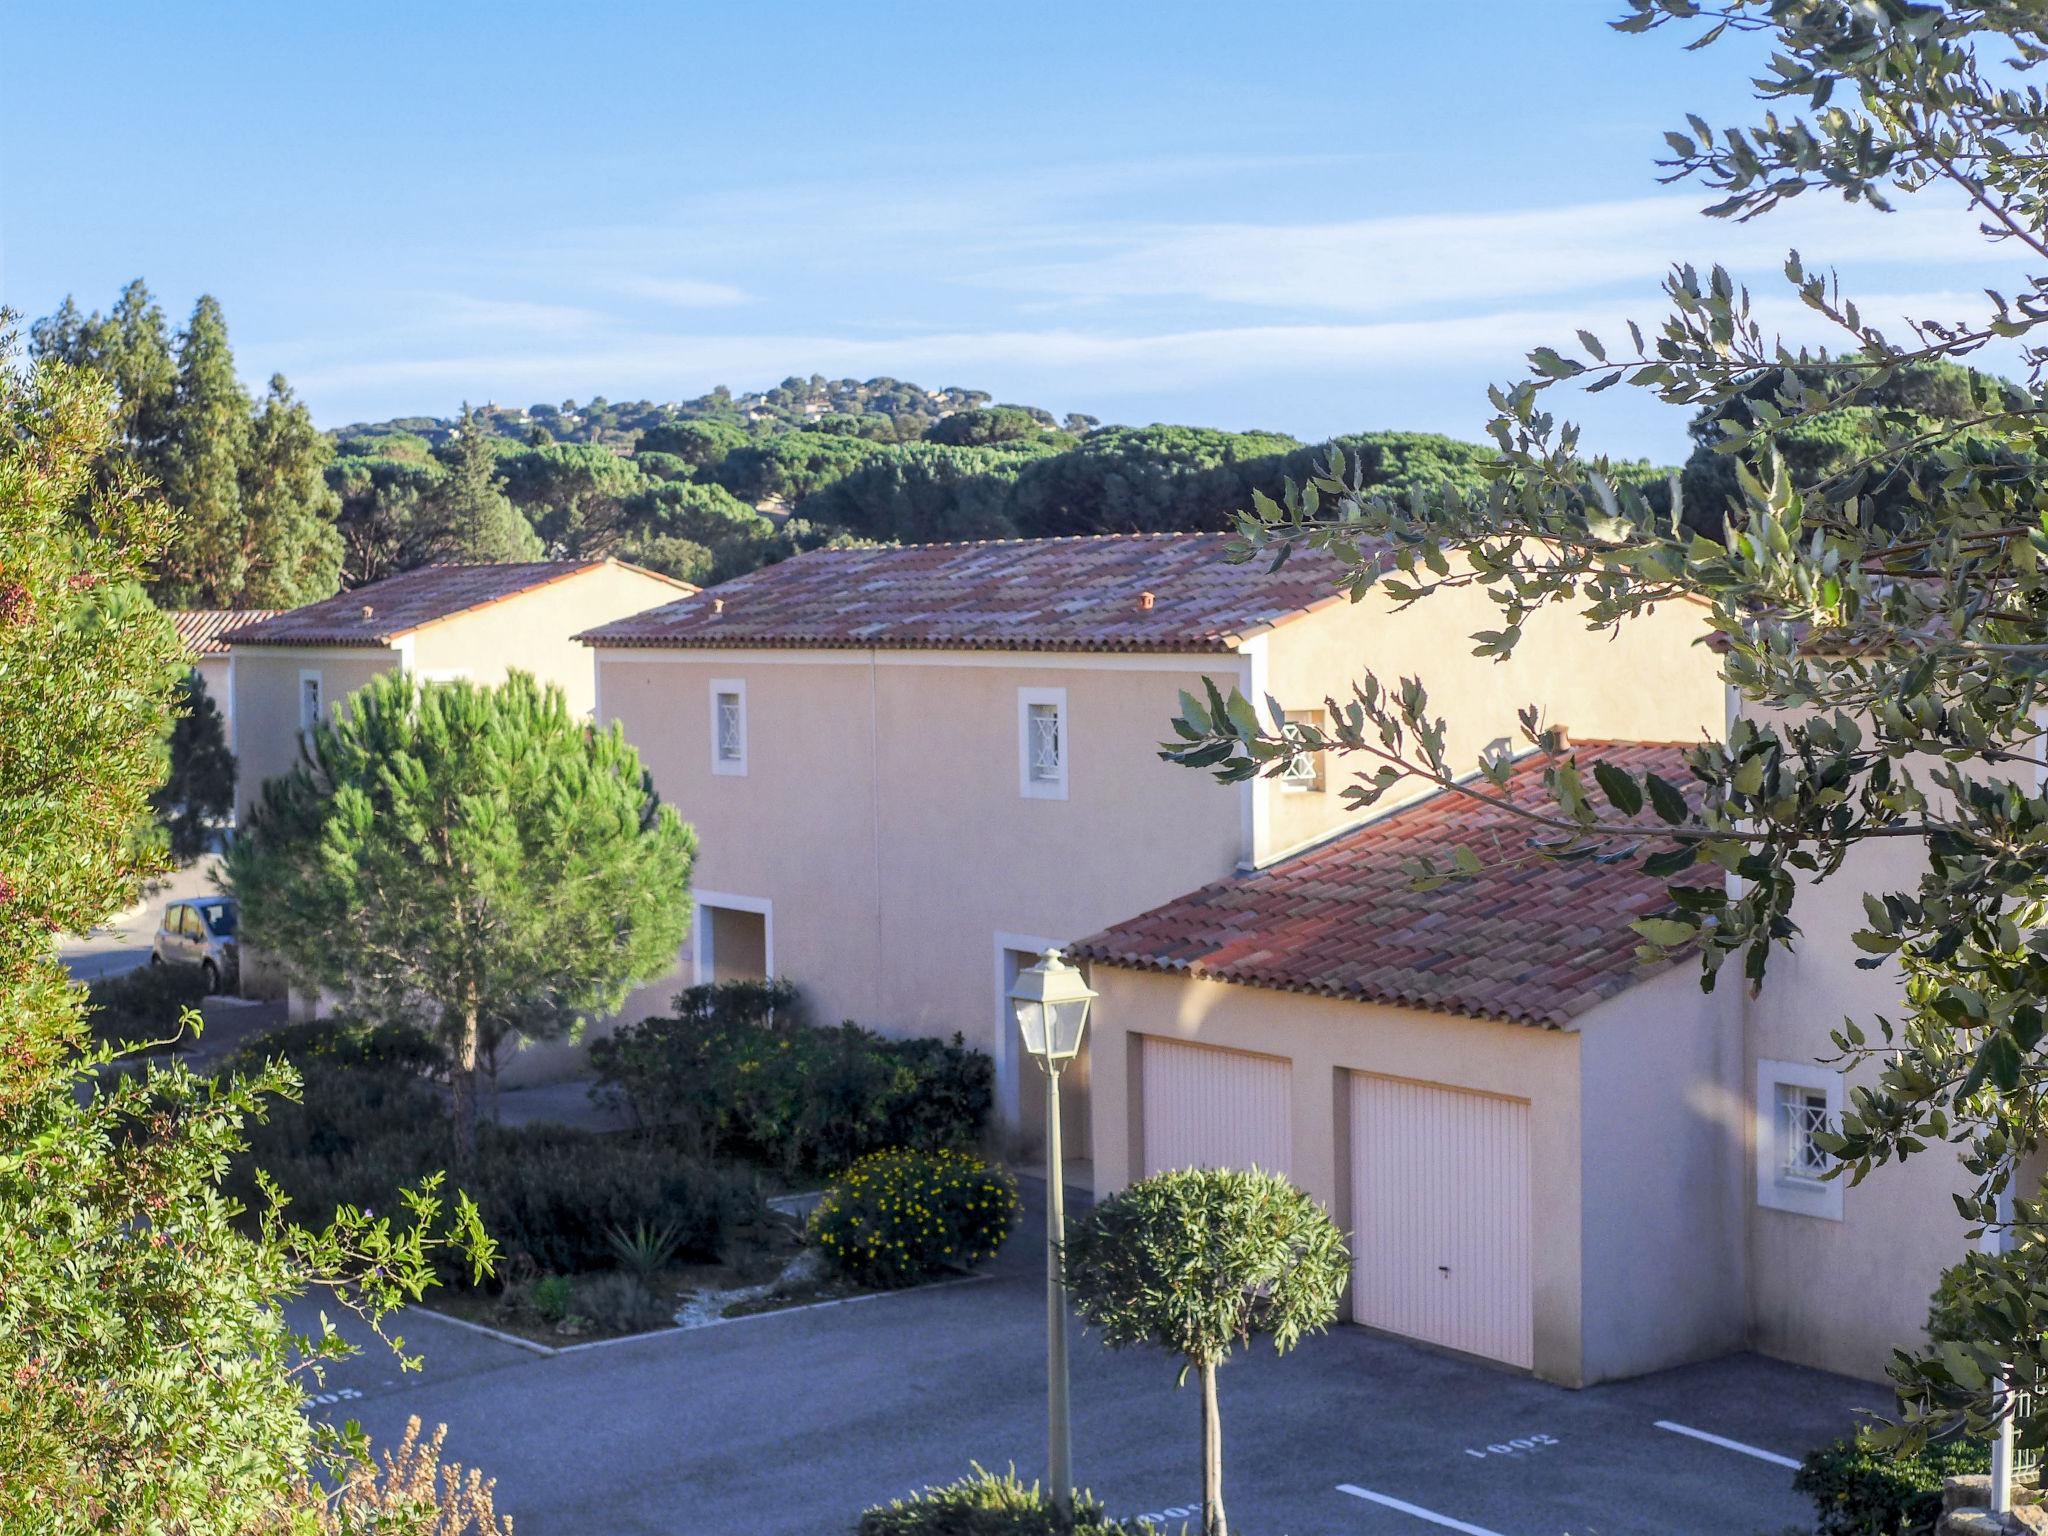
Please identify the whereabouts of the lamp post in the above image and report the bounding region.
[1009,947,1096,1519]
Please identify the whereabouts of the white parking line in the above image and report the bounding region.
[1336,1484,1505,1536]
[1653,1419,1801,1469]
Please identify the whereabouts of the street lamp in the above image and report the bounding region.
[1009,947,1095,1518]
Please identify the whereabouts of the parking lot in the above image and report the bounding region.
[298,1183,1873,1536]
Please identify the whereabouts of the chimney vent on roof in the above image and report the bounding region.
[711,596,725,615]
[360,605,374,619]
[1138,591,1155,611]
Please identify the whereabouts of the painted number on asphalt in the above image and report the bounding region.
[305,1387,365,1407]
[1462,1433,1559,1460]
[1133,1500,1200,1527]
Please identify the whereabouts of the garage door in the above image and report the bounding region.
[1350,1074,1533,1369]
[1140,1038,1292,1179]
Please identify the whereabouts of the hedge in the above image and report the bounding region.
[589,979,993,1175]
[1792,1435,1990,1536]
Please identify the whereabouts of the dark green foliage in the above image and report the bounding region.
[35,282,343,608]
[230,1047,755,1279]
[808,1149,1017,1288]
[152,669,235,863]
[231,1016,443,1076]
[858,1466,1161,1535]
[588,979,994,1175]
[924,405,1059,447]
[84,963,210,1051]
[1791,1436,1988,1536]
[226,669,696,1160]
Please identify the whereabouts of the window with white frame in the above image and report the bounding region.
[1018,687,1067,799]
[710,679,747,775]
[1280,707,1327,792]
[298,671,323,734]
[1755,1058,1844,1220]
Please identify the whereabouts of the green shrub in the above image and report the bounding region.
[1792,1435,1989,1536]
[532,1274,574,1323]
[84,963,209,1050]
[858,1465,1161,1534]
[588,979,994,1175]
[229,1049,758,1283]
[231,1016,442,1076]
[809,1148,1017,1288]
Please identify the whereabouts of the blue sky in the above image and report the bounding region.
[2,1,2020,460]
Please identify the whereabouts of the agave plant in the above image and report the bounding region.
[604,1218,684,1289]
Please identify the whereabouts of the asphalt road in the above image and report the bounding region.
[58,857,226,982]
[299,1183,1878,1536]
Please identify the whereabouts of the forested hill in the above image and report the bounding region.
[37,281,1702,610]
[337,376,1100,449]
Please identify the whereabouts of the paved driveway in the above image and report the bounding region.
[59,856,225,982]
[299,1185,1877,1536]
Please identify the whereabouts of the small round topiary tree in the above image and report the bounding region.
[1064,1166,1349,1536]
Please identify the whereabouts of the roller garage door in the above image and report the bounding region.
[1139,1038,1292,1178]
[1350,1074,1533,1369]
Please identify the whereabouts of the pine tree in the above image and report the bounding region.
[152,669,236,865]
[154,295,252,605]
[427,404,540,565]
[238,375,343,605]
[227,670,696,1160]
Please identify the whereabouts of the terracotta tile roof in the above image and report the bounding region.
[171,609,280,656]
[1069,742,1713,1028]
[227,560,693,648]
[577,533,1368,653]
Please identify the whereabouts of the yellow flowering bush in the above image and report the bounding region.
[808,1148,1017,1288]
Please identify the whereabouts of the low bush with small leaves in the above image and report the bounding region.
[228,1047,758,1283]
[808,1148,1017,1288]
[1791,1434,1988,1536]
[858,1465,1162,1535]
[589,979,994,1175]
[85,963,210,1051]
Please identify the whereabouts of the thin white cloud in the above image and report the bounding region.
[291,285,2019,409]
[610,276,751,308]
[975,193,2004,315]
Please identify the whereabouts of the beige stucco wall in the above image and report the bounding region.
[1740,833,1976,1380]
[1575,963,1749,1381]
[230,646,401,824]
[408,562,683,716]
[597,648,1250,1122]
[1252,576,1721,863]
[1083,966,1589,1385]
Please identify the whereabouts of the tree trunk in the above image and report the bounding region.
[1201,1357,1225,1536]
[451,1006,480,1166]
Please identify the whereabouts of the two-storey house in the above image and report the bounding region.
[580,533,1722,1160]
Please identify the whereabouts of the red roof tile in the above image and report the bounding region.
[577,533,1368,653]
[228,560,694,648]
[171,609,280,656]
[1069,742,1713,1028]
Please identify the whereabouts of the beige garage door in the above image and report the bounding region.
[1140,1038,1292,1179]
[1350,1074,1533,1370]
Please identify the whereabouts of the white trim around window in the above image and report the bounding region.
[1755,1057,1845,1221]
[1017,686,1068,800]
[690,891,773,983]
[297,669,324,735]
[710,678,747,776]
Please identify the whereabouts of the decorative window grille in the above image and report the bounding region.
[1027,702,1061,782]
[298,675,322,733]
[716,692,744,763]
[1280,708,1326,791]
[1776,1083,1831,1182]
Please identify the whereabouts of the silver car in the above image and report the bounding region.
[150,896,240,994]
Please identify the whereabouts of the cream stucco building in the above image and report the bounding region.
[171,609,278,752]
[581,532,1720,1159]
[581,530,1978,1390]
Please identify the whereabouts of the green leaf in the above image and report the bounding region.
[1632,917,1699,947]
[1645,774,1689,824]
[1592,760,1644,816]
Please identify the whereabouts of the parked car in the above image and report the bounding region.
[150,896,239,994]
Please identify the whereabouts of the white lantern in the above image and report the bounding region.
[1009,948,1095,1065]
